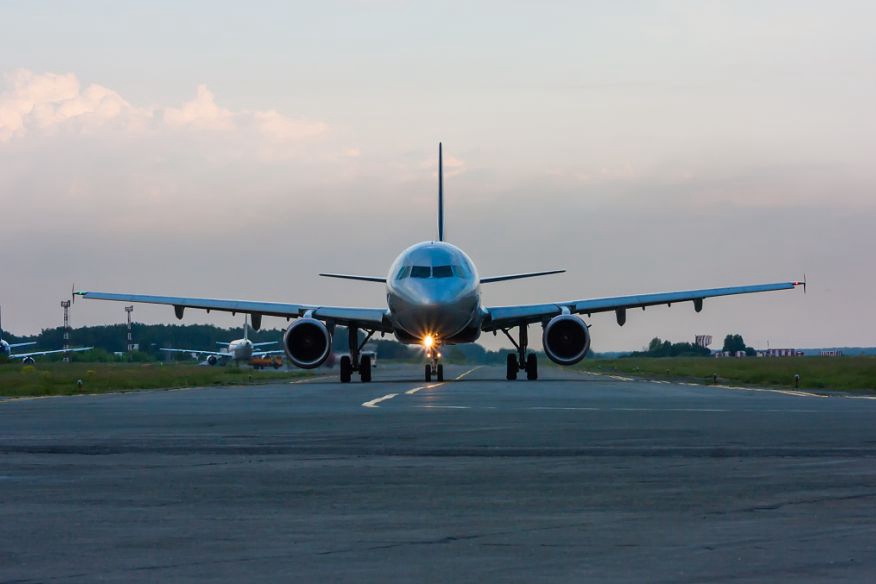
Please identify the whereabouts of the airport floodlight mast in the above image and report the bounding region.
[60,300,71,362]
[125,306,134,353]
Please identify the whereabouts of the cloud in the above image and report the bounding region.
[251,110,327,143]
[163,84,234,131]
[0,69,146,140]
[0,70,328,145]
[442,154,465,177]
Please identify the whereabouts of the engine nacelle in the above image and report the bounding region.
[22,356,35,365]
[542,314,591,365]
[283,318,331,369]
[206,355,218,366]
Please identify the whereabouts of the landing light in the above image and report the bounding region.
[423,335,435,349]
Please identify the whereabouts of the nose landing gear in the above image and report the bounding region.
[425,346,444,382]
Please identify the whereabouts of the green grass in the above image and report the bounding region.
[578,356,876,392]
[0,362,312,398]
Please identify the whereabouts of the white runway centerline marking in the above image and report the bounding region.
[455,366,483,380]
[405,384,439,395]
[362,394,399,408]
[362,366,483,408]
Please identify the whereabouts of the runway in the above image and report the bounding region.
[1,364,875,583]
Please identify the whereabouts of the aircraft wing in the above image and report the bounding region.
[483,281,803,331]
[159,348,229,358]
[251,341,277,348]
[76,291,392,332]
[252,349,285,358]
[13,346,94,359]
[9,341,37,349]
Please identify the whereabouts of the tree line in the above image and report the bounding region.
[626,334,755,358]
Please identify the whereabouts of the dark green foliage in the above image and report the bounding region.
[628,337,711,358]
[372,339,418,360]
[721,334,756,356]
[722,334,746,353]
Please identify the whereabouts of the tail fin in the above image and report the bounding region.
[438,142,444,242]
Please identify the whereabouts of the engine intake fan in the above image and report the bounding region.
[542,314,590,365]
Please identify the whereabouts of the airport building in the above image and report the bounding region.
[757,348,803,357]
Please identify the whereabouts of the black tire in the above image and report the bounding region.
[360,355,372,383]
[425,364,432,381]
[340,356,352,383]
[436,364,444,382]
[506,353,518,381]
[526,353,538,380]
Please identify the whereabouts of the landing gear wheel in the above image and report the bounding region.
[340,356,352,383]
[360,355,372,383]
[436,364,444,382]
[526,353,538,380]
[506,353,518,381]
[425,364,432,381]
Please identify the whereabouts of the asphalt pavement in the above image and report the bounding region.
[1,363,875,583]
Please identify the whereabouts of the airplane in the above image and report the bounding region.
[0,306,93,364]
[77,144,804,383]
[160,315,282,366]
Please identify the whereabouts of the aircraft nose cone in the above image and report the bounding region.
[392,279,476,339]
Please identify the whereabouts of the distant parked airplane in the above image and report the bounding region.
[160,315,282,366]
[0,306,93,364]
[79,144,803,383]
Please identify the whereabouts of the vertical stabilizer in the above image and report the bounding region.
[438,142,444,242]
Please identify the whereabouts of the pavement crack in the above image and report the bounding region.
[736,492,876,513]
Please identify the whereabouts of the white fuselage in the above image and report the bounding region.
[386,241,482,345]
[225,338,254,361]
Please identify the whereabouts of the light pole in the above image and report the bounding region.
[60,300,71,362]
[125,306,134,353]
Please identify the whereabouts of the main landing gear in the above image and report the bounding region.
[339,326,375,384]
[501,324,538,381]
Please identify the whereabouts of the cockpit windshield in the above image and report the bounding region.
[396,264,470,280]
[410,266,431,278]
[432,265,453,278]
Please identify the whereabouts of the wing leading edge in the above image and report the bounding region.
[13,346,94,359]
[484,281,803,331]
[75,291,392,332]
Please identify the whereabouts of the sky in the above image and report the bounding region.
[1,0,874,351]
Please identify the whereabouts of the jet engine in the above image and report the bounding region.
[22,356,35,365]
[283,318,331,369]
[206,355,218,366]
[542,314,590,365]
